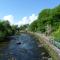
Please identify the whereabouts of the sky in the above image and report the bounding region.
[0,0,60,26]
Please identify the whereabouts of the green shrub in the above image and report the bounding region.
[52,27,60,42]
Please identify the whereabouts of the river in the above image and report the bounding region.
[0,33,50,60]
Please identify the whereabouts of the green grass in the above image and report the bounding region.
[51,27,60,42]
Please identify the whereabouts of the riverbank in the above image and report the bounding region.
[0,31,60,60]
[27,32,60,60]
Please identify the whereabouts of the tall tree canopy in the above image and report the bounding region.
[29,5,60,34]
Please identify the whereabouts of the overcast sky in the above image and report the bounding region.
[0,0,60,26]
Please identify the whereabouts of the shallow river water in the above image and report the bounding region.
[0,33,50,60]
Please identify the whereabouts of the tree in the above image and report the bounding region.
[19,24,29,31]
[29,5,60,34]
[29,20,38,32]
[0,20,19,41]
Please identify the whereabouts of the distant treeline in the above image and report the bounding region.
[29,5,60,33]
[0,5,60,42]
[0,20,19,41]
[0,20,29,41]
[29,5,60,42]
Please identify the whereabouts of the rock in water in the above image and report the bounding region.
[16,42,21,45]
